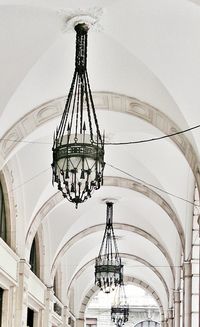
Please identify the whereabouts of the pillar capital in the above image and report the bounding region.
[173,289,180,302]
[46,286,54,297]
[168,308,174,319]
[183,260,192,277]
[18,259,31,277]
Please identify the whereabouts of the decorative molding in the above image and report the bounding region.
[50,223,175,283]
[24,177,182,291]
[104,176,184,248]
[66,253,170,303]
[78,275,165,320]
[57,7,104,33]
[25,176,184,264]
[0,92,199,189]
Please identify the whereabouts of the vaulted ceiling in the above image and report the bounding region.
[0,0,199,319]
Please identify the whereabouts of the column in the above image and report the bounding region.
[39,308,45,327]
[34,308,44,327]
[15,259,30,327]
[63,306,71,327]
[163,320,168,327]
[168,308,174,327]
[8,286,16,327]
[43,287,54,327]
[1,286,16,327]
[62,306,67,326]
[76,318,84,327]
[160,312,165,327]
[184,261,192,327]
[174,290,180,327]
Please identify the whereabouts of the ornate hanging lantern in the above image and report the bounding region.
[111,283,129,327]
[52,23,105,208]
[95,202,123,293]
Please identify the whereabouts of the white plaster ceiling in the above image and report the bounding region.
[0,0,199,318]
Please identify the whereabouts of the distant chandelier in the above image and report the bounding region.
[111,283,129,327]
[52,23,105,208]
[95,202,123,293]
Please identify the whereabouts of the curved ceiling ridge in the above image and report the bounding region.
[78,275,165,320]
[50,223,175,283]
[0,92,198,186]
[25,175,184,260]
[66,254,170,303]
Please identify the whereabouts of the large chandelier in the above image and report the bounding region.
[95,202,123,293]
[111,283,129,327]
[52,23,105,208]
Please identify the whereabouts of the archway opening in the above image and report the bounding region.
[85,285,160,327]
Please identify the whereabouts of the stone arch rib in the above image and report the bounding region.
[78,275,165,320]
[0,92,199,190]
[66,254,170,303]
[25,176,184,261]
[50,223,175,284]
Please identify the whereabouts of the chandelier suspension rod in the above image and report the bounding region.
[57,71,76,141]
[98,223,109,258]
[84,73,93,141]
[85,71,103,143]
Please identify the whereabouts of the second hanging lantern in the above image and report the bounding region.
[95,202,123,293]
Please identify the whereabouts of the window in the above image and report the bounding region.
[135,321,160,327]
[29,236,40,277]
[0,182,7,242]
[68,317,75,327]
[53,271,61,300]
[53,274,58,297]
[27,308,34,327]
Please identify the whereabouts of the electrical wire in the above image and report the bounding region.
[11,162,199,208]
[104,123,200,145]
[1,123,200,146]
[106,163,200,207]
[0,138,50,145]
[12,167,50,191]
[2,124,200,206]
[2,122,199,206]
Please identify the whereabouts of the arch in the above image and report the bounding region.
[66,254,170,303]
[0,92,199,190]
[78,276,164,320]
[25,176,184,260]
[50,223,175,282]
